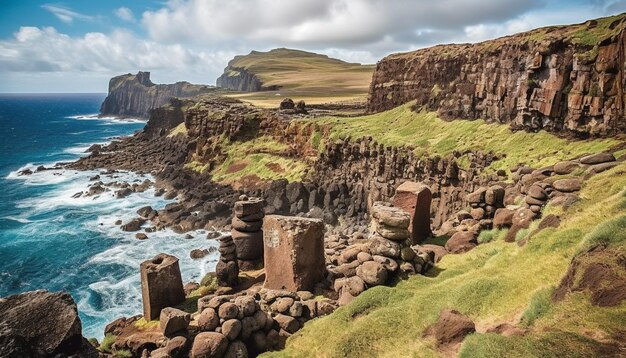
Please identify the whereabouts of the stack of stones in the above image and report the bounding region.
[192,294,275,357]
[232,196,265,271]
[257,289,337,349]
[216,235,239,288]
[330,202,433,305]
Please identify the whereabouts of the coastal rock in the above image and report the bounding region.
[0,290,98,358]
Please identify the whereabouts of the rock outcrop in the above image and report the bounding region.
[100,71,215,118]
[0,290,98,357]
[368,14,626,136]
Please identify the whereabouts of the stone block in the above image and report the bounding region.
[393,181,432,243]
[140,253,185,320]
[262,215,326,291]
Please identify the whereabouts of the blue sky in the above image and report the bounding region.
[1,0,625,92]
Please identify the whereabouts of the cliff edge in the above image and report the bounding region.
[368,13,626,137]
[100,71,216,118]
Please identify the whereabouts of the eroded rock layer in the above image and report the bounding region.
[368,15,626,136]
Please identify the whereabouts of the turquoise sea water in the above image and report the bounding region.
[0,94,218,338]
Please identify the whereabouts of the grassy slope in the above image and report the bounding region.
[265,161,626,358]
[315,102,621,174]
[211,136,308,184]
[223,48,375,107]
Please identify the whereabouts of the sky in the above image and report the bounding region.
[0,0,625,93]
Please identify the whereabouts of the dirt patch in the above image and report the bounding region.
[423,309,475,357]
[484,323,527,337]
[226,161,248,174]
[553,246,626,307]
[265,162,284,173]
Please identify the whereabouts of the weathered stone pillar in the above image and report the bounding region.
[216,234,239,287]
[232,196,265,271]
[393,181,432,244]
[140,253,185,320]
[262,215,326,291]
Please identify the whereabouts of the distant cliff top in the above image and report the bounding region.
[216,48,375,107]
[100,71,217,118]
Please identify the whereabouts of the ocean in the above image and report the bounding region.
[0,94,219,339]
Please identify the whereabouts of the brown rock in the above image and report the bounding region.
[356,261,388,286]
[190,332,228,358]
[234,198,264,218]
[218,302,239,320]
[368,234,401,258]
[425,309,476,349]
[553,161,580,175]
[222,319,242,340]
[231,230,264,260]
[165,336,188,358]
[159,307,190,336]
[140,254,185,320]
[274,314,300,334]
[579,153,615,165]
[371,202,410,227]
[224,340,248,358]
[493,208,515,228]
[445,232,477,254]
[553,178,581,193]
[197,308,220,331]
[263,215,326,291]
[0,290,98,358]
[393,182,432,243]
[231,216,263,232]
[527,185,547,200]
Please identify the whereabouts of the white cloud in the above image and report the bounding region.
[41,4,95,24]
[115,7,135,22]
[0,26,235,91]
[141,0,544,49]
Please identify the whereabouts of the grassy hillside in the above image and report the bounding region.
[264,161,626,358]
[221,48,375,107]
[315,102,621,174]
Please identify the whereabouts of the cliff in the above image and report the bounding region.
[368,13,626,137]
[100,71,216,118]
[215,48,374,94]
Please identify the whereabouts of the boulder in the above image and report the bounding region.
[579,153,615,165]
[234,198,264,217]
[553,161,580,175]
[485,185,505,206]
[197,308,220,331]
[121,217,146,232]
[231,216,263,232]
[263,215,326,291]
[165,336,189,358]
[445,232,477,254]
[140,254,186,320]
[356,261,388,286]
[553,178,581,193]
[0,290,98,358]
[392,182,432,243]
[190,332,228,358]
[371,220,410,241]
[216,259,239,287]
[222,319,242,341]
[224,340,248,358]
[527,185,547,200]
[493,208,515,228]
[159,307,190,336]
[368,234,401,258]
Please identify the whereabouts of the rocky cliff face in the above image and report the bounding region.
[216,67,265,92]
[100,71,216,118]
[368,15,626,137]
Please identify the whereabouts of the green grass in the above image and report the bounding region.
[264,162,626,358]
[168,122,187,137]
[478,228,508,244]
[222,48,375,106]
[211,136,309,184]
[315,103,619,175]
[98,334,116,353]
[184,160,210,173]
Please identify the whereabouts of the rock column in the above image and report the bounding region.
[216,235,239,287]
[393,181,432,244]
[231,196,265,271]
[140,253,186,320]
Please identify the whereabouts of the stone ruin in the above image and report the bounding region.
[393,181,432,244]
[231,196,265,271]
[140,253,185,320]
[262,215,326,291]
[129,184,437,356]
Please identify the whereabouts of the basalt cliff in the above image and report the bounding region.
[368,14,626,137]
[100,71,217,118]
